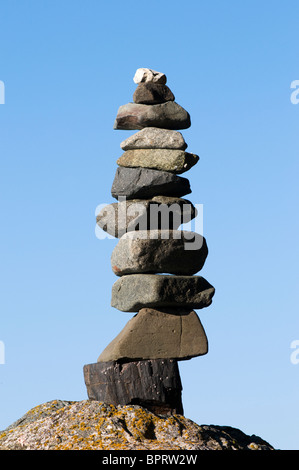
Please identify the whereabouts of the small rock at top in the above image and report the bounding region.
[133,68,167,85]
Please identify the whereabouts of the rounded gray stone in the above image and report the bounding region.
[111,274,215,312]
[111,230,208,276]
[120,128,187,151]
[96,197,198,238]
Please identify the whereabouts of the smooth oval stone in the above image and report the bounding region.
[111,230,208,276]
[97,308,208,362]
[117,149,199,174]
[113,102,191,130]
[96,197,198,238]
[111,167,191,200]
[120,127,187,151]
[111,274,215,312]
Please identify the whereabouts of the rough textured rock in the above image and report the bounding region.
[96,197,197,238]
[111,167,191,200]
[120,127,187,151]
[133,82,174,104]
[84,359,183,415]
[133,68,167,85]
[111,230,208,276]
[111,274,215,312]
[97,309,208,362]
[117,149,199,174]
[0,399,275,450]
[113,102,191,130]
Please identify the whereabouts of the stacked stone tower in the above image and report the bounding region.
[83,68,215,415]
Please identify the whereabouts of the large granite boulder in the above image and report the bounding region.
[0,400,275,450]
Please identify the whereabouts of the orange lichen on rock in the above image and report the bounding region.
[0,400,274,451]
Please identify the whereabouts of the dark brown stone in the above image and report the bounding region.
[83,359,183,415]
[113,102,191,131]
[133,82,175,104]
[111,167,191,200]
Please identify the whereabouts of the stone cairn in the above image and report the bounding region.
[83,68,215,415]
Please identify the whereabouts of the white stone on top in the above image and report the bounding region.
[133,68,167,85]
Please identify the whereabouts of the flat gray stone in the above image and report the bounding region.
[96,197,197,238]
[120,127,187,151]
[116,149,199,174]
[97,308,208,362]
[113,102,191,130]
[111,167,191,200]
[111,230,208,276]
[111,274,215,312]
[133,82,174,104]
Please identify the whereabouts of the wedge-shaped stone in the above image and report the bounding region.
[120,128,187,151]
[96,197,197,238]
[111,167,191,200]
[117,149,199,174]
[113,102,191,130]
[111,274,215,312]
[111,230,208,276]
[97,308,208,362]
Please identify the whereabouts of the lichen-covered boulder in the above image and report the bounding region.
[0,400,274,450]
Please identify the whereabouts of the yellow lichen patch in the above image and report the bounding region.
[0,400,274,451]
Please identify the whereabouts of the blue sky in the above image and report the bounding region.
[0,0,298,450]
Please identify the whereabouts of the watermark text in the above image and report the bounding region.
[290,340,299,364]
[95,198,204,250]
[290,80,299,104]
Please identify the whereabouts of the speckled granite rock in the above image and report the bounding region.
[116,149,199,174]
[110,230,208,276]
[120,128,187,151]
[0,400,274,450]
